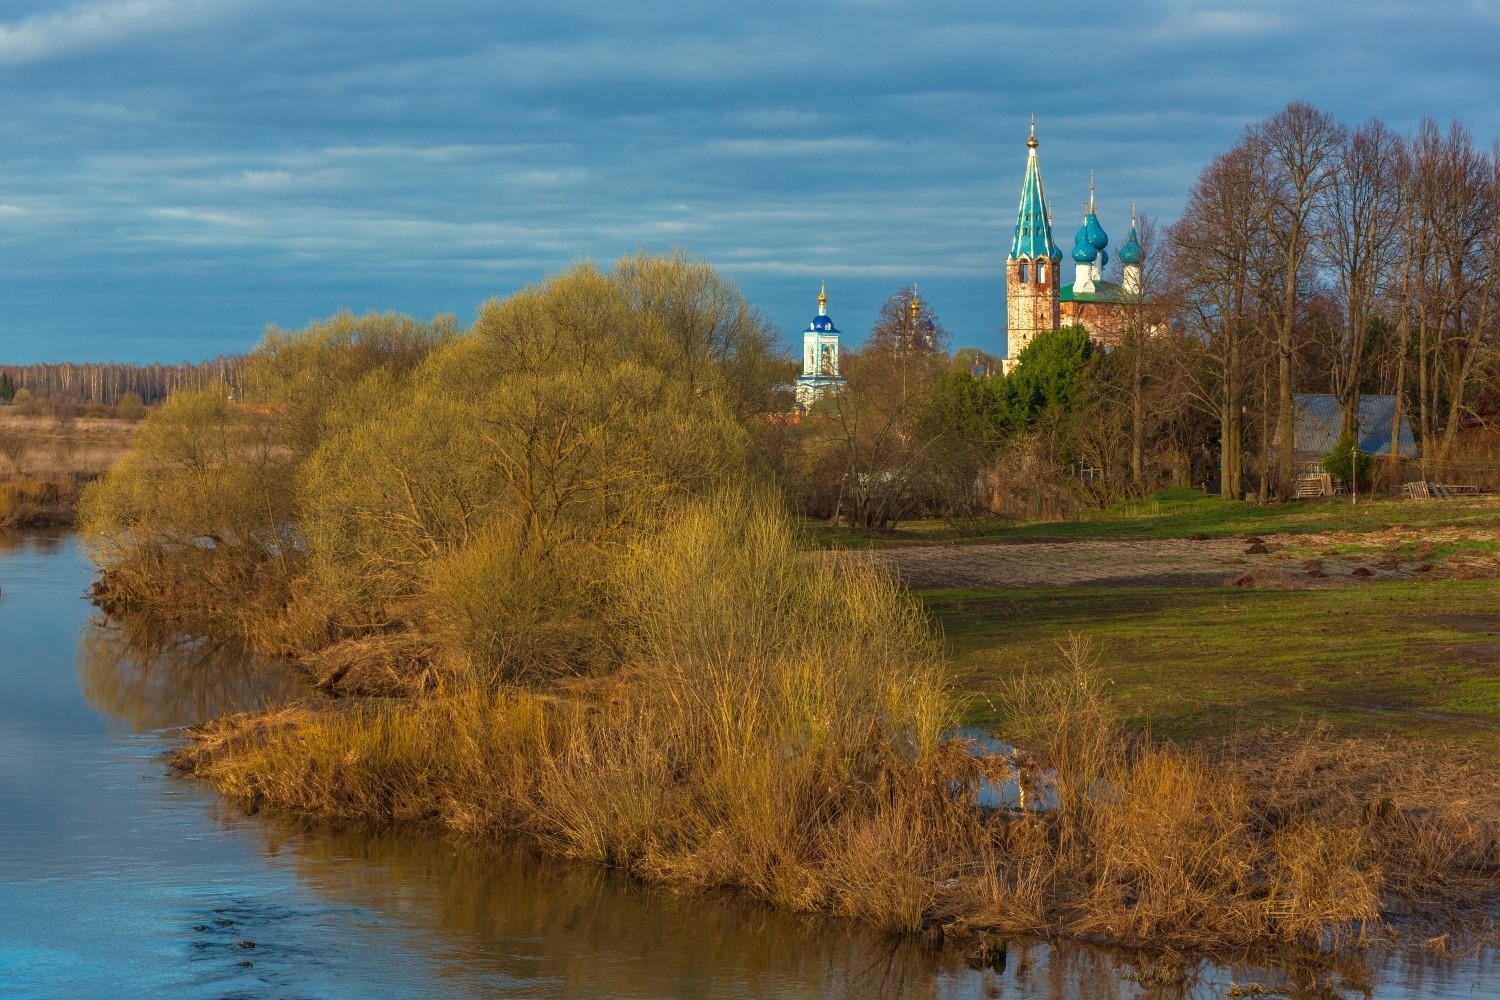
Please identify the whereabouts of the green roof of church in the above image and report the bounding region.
[1059,280,1138,304]
[1009,128,1062,262]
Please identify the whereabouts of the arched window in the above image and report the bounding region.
[1036,260,1048,285]
[1018,261,1029,284]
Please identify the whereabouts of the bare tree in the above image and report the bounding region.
[1166,144,1275,498]
[1251,102,1345,496]
[1316,119,1405,438]
[866,286,948,354]
[819,345,948,529]
[1401,120,1498,463]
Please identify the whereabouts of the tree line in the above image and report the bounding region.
[0,358,245,406]
[1166,101,1500,497]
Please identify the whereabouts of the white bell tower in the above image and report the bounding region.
[795,281,844,407]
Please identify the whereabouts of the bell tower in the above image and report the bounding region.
[1004,118,1062,371]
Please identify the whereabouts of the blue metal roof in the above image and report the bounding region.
[1009,135,1062,261]
[1293,394,1417,458]
[1119,224,1143,266]
[808,315,839,333]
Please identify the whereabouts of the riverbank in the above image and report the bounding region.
[172,645,1500,962]
[0,476,89,528]
[70,293,1500,967]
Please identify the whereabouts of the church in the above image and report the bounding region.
[790,122,1153,398]
[793,282,845,408]
[1003,122,1149,373]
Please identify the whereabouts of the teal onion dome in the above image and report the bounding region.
[1085,213,1109,251]
[1072,221,1097,264]
[1120,226,1143,266]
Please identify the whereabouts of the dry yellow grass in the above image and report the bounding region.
[173,504,1500,957]
[0,412,139,479]
[0,412,139,527]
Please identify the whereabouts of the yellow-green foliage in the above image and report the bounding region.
[425,522,604,684]
[242,310,459,460]
[84,254,779,673]
[78,388,297,636]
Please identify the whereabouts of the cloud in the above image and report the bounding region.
[0,0,1499,362]
[0,0,234,65]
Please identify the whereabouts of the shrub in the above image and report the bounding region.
[1322,434,1374,488]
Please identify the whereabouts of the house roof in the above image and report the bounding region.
[1292,393,1417,458]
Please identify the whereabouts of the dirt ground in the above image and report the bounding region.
[878,530,1500,590]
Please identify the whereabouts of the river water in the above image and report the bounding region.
[0,532,1495,999]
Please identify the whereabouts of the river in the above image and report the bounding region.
[0,532,1494,999]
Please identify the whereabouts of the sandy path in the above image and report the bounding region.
[877,538,1257,589]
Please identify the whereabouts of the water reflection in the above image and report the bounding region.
[204,816,1494,1000]
[0,527,66,556]
[76,618,313,732]
[229,821,1007,1000]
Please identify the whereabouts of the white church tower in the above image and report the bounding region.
[795,282,844,407]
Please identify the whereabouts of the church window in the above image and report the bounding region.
[1037,260,1048,285]
[1018,261,1029,283]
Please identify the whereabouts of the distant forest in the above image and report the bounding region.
[0,358,244,406]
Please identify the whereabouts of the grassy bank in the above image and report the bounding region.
[926,578,1500,746]
[0,477,90,528]
[171,500,1500,957]
[807,489,1500,549]
[178,635,1500,957]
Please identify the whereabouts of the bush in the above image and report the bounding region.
[117,392,147,421]
[1322,434,1374,488]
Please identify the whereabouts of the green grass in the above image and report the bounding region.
[806,489,1500,549]
[920,577,1500,747]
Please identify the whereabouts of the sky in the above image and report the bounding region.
[1,0,1499,364]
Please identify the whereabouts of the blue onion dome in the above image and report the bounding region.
[1072,221,1097,264]
[1085,212,1109,250]
[1099,248,1109,269]
[1119,225,1143,266]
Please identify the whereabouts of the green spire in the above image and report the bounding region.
[1009,117,1062,262]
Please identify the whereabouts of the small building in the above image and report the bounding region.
[1292,394,1417,463]
[794,283,845,408]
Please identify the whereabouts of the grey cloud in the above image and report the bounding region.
[0,0,1498,361]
